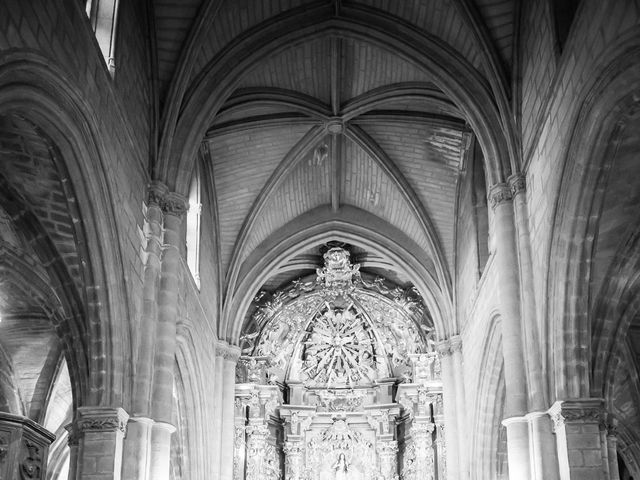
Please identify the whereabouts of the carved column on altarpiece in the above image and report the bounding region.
[410,421,436,480]
[0,412,55,480]
[234,385,281,480]
[283,441,304,480]
[280,407,316,480]
[377,440,399,480]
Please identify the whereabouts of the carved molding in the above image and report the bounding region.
[488,183,512,209]
[548,399,605,432]
[74,407,129,437]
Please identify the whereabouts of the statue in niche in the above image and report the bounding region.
[332,452,349,480]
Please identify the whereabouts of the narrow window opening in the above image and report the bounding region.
[472,143,490,277]
[186,165,202,289]
[85,0,120,76]
[553,0,581,53]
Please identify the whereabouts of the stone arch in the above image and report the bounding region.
[469,313,505,480]
[546,33,640,399]
[223,206,453,343]
[158,5,514,195]
[0,51,132,407]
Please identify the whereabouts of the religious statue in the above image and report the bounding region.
[332,452,349,480]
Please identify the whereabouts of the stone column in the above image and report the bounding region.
[606,421,621,480]
[549,399,607,480]
[0,412,55,479]
[149,191,188,480]
[212,342,227,479]
[450,336,468,478]
[220,345,241,480]
[123,183,167,480]
[72,407,129,480]
[436,340,460,480]
[509,174,560,480]
[489,183,531,479]
[527,411,560,480]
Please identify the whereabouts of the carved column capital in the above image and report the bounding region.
[508,173,526,197]
[161,192,189,218]
[435,340,452,357]
[146,181,169,207]
[75,406,129,436]
[449,335,462,353]
[488,182,513,209]
[436,336,462,356]
[548,399,605,432]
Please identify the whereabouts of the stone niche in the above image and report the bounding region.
[0,412,55,480]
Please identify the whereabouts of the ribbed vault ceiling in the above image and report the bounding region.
[151,0,516,336]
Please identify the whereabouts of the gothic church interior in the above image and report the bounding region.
[0,1,639,479]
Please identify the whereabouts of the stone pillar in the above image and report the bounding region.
[450,336,468,478]
[221,345,241,480]
[436,341,460,480]
[549,399,608,480]
[527,411,560,480]
[72,407,129,480]
[212,341,227,480]
[489,182,531,479]
[149,191,188,480]
[606,421,621,480]
[0,412,55,479]
[123,183,166,480]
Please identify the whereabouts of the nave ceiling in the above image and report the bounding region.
[148,0,518,339]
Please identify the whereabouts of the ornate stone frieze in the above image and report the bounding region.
[74,407,129,436]
[508,173,526,197]
[488,183,512,209]
[548,399,605,432]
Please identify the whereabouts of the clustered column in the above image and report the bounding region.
[489,182,532,479]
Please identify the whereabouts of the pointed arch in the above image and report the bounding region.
[0,51,133,407]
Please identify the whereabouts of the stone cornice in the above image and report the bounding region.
[488,182,512,209]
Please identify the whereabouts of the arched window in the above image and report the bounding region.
[85,0,120,76]
[186,165,202,289]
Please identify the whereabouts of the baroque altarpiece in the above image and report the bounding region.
[234,247,445,480]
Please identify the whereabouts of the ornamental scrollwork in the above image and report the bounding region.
[77,416,127,435]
